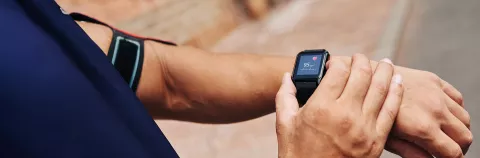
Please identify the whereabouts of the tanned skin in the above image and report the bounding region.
[77,21,471,158]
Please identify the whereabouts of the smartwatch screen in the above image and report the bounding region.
[296,54,324,76]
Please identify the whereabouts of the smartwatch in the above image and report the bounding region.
[292,49,330,106]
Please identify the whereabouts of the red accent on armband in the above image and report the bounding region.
[69,12,176,46]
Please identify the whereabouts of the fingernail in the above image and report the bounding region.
[393,74,403,85]
[282,72,291,84]
[381,58,393,65]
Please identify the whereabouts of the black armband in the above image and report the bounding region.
[70,12,176,92]
[107,30,144,91]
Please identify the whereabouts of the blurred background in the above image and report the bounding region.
[57,0,479,157]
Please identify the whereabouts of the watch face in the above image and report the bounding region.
[295,54,323,76]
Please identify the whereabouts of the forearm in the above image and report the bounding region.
[76,20,294,123]
[148,43,294,123]
[150,44,395,123]
[77,20,385,123]
[75,18,472,156]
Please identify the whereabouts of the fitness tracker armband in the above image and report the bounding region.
[292,49,330,106]
[107,30,144,91]
[70,13,176,92]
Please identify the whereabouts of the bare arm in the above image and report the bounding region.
[76,21,458,123]
[79,21,471,157]
[146,44,294,123]
[78,21,293,123]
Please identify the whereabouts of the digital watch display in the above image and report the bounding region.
[292,49,330,106]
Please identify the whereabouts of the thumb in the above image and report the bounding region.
[275,72,299,126]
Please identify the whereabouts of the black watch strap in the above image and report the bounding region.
[296,82,317,106]
[292,49,330,107]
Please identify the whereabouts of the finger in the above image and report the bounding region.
[275,72,299,127]
[314,58,351,100]
[385,138,433,158]
[445,94,471,129]
[440,79,464,107]
[339,53,372,106]
[417,130,464,158]
[441,111,473,154]
[376,74,403,139]
[363,58,394,119]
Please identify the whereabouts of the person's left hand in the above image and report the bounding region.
[334,56,472,158]
[383,66,472,158]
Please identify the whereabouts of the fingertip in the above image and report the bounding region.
[389,74,404,106]
[391,74,404,97]
[393,74,403,85]
[381,58,393,65]
[281,72,296,93]
[282,72,292,84]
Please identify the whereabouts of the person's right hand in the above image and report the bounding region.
[275,54,404,158]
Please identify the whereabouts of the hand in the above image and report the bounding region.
[275,54,404,158]
[333,56,472,158]
[383,67,472,158]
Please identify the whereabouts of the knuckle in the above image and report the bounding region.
[412,122,433,138]
[453,90,464,104]
[373,82,388,96]
[460,131,473,148]
[465,113,471,129]
[384,108,398,123]
[353,53,368,60]
[421,95,446,119]
[351,129,369,146]
[424,71,441,83]
[337,114,354,132]
[445,146,463,158]
[352,53,372,75]
[457,94,465,105]
[330,59,351,77]
[430,103,447,120]
[431,108,446,120]
[458,92,464,102]
[357,65,372,76]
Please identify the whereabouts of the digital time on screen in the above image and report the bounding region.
[296,54,323,76]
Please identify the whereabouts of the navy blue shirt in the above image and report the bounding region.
[0,0,178,157]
